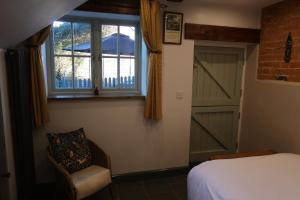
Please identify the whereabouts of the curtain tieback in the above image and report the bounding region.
[150,49,162,54]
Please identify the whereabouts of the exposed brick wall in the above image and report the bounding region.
[258,0,300,81]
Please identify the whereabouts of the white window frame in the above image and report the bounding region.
[46,15,142,96]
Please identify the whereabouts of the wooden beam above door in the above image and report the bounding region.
[185,23,261,44]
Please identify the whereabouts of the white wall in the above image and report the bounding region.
[34,0,262,183]
[169,1,261,29]
[240,45,300,153]
[0,49,17,200]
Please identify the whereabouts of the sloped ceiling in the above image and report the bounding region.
[0,0,87,49]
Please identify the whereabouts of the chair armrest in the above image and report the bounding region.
[87,140,111,170]
[47,148,77,199]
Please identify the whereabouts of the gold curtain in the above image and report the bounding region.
[27,26,51,128]
[140,0,163,120]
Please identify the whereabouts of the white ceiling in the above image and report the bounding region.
[0,0,87,49]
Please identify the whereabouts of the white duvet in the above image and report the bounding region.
[188,153,300,200]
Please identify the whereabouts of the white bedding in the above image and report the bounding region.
[188,153,300,200]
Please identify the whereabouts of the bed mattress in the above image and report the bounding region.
[188,153,300,200]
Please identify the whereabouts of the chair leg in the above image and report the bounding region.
[53,181,59,200]
[109,184,118,200]
[53,180,67,200]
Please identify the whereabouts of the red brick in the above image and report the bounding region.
[259,0,300,82]
[280,62,290,68]
[272,62,281,68]
[289,68,300,75]
[289,62,300,68]
[257,74,275,80]
[262,67,275,74]
[275,68,290,75]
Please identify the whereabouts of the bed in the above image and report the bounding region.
[188,153,300,200]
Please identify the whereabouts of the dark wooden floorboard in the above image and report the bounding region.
[34,174,188,200]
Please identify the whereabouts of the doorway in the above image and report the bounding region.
[190,45,245,162]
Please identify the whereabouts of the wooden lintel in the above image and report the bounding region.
[185,23,261,44]
[76,0,140,15]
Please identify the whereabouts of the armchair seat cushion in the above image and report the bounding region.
[71,165,112,199]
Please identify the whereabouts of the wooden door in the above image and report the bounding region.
[0,90,10,200]
[190,46,244,162]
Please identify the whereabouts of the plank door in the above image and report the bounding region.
[190,46,244,162]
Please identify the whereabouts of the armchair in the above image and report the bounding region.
[47,139,114,200]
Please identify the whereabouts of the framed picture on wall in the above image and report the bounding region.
[163,11,183,45]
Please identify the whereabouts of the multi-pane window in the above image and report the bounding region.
[52,21,92,89]
[48,17,140,95]
[101,25,136,89]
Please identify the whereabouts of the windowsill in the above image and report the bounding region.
[48,94,145,101]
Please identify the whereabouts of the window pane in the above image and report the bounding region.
[120,26,135,56]
[73,22,91,56]
[120,58,135,89]
[55,56,73,89]
[53,21,72,55]
[74,57,92,89]
[102,57,118,89]
[101,25,118,57]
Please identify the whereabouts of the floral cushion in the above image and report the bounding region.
[47,128,92,173]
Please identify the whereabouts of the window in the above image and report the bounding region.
[101,25,136,90]
[47,15,141,96]
[52,21,92,90]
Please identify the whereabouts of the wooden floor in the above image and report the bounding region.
[112,174,187,200]
[35,174,188,200]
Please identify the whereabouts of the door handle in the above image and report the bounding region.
[1,172,10,178]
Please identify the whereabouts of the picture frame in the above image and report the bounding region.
[163,11,184,45]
